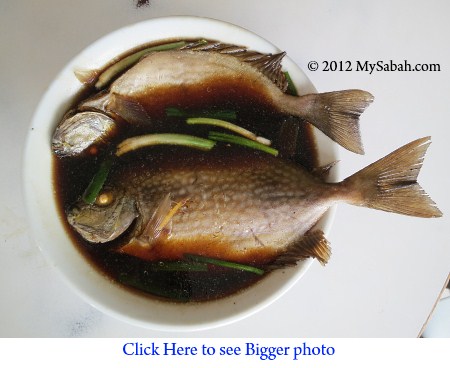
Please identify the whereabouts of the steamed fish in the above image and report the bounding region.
[67,137,441,267]
[52,42,373,156]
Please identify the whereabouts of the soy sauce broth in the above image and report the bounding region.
[52,39,319,303]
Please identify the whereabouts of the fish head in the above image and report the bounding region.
[52,111,116,157]
[67,187,138,243]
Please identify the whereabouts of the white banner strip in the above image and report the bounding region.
[1,338,448,367]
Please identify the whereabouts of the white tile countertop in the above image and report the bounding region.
[1,0,449,337]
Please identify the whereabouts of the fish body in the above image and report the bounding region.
[117,149,333,264]
[53,44,373,156]
[67,138,442,267]
[107,50,372,154]
[109,50,292,120]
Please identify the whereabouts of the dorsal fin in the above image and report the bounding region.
[181,41,288,91]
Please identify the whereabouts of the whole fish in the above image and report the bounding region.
[52,42,373,156]
[67,137,442,267]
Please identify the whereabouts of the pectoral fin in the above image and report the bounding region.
[109,93,152,125]
[267,229,332,269]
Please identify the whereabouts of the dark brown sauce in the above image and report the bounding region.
[53,39,319,303]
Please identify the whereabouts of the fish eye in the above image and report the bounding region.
[95,191,114,206]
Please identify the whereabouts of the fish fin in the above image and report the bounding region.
[311,161,339,181]
[137,193,172,243]
[343,137,442,217]
[182,41,288,91]
[182,40,247,53]
[267,229,332,269]
[78,90,111,114]
[74,68,99,85]
[109,93,151,125]
[136,194,190,246]
[121,194,190,260]
[293,89,374,154]
[243,52,288,91]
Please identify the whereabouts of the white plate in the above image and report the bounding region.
[23,16,337,331]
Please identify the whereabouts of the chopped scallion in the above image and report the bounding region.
[284,71,299,96]
[116,133,216,156]
[208,131,279,156]
[82,159,113,204]
[118,273,191,301]
[184,254,264,275]
[187,117,271,145]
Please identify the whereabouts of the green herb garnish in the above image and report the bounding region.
[118,273,191,301]
[82,159,113,204]
[187,117,271,145]
[184,254,264,275]
[208,131,279,156]
[116,133,216,156]
[284,71,299,96]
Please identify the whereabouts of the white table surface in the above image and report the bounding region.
[1,0,449,337]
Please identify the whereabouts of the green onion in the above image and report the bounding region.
[95,41,187,89]
[166,107,237,121]
[118,273,191,301]
[284,71,299,96]
[187,117,271,145]
[184,254,265,275]
[208,131,279,156]
[82,159,113,204]
[116,133,216,156]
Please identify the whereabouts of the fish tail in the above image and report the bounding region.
[342,137,442,217]
[295,89,374,154]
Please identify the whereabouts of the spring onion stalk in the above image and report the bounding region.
[166,107,237,121]
[187,117,271,146]
[95,41,187,89]
[184,254,264,275]
[208,131,279,156]
[284,71,299,96]
[82,159,113,204]
[116,133,216,156]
